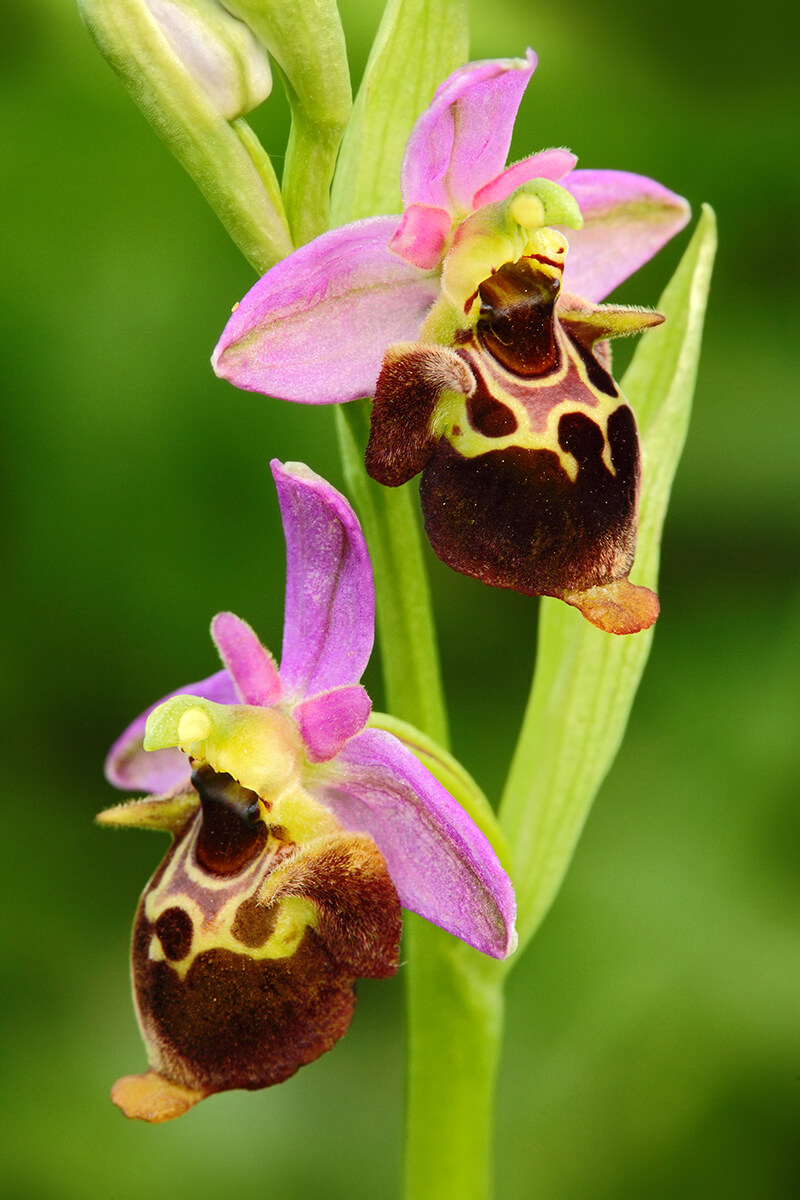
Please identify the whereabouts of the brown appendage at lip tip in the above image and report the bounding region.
[419,404,641,598]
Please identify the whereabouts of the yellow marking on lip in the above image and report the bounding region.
[144,893,319,981]
[437,329,621,481]
[141,822,322,980]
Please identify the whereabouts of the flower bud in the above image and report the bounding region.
[78,0,292,270]
[144,0,272,120]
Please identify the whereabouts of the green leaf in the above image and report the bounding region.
[499,205,717,955]
[330,0,469,223]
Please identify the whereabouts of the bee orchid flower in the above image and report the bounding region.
[213,51,690,634]
[100,460,516,1123]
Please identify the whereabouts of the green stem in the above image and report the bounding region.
[222,0,352,246]
[404,922,505,1200]
[331,5,507,1193]
[335,402,505,1200]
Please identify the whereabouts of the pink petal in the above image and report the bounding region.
[210,612,282,706]
[293,685,372,762]
[105,669,237,794]
[388,203,452,270]
[272,461,375,700]
[401,49,537,215]
[471,147,577,209]
[212,217,439,404]
[561,169,691,301]
[313,728,517,959]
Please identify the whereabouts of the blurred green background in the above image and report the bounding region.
[2,1,798,1196]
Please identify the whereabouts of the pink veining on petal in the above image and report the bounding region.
[212,217,439,405]
[561,169,691,301]
[401,49,538,215]
[388,203,452,270]
[293,685,372,762]
[314,728,517,959]
[471,148,577,209]
[105,668,237,793]
[210,612,282,706]
[272,461,375,701]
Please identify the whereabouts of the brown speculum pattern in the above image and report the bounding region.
[111,764,401,1122]
[366,255,663,634]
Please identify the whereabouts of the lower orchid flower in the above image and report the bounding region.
[212,50,690,634]
[99,460,516,1122]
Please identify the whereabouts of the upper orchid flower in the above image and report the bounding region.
[100,460,515,1123]
[213,51,690,634]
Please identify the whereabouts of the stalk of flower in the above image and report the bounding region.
[77,0,353,267]
[99,460,516,1122]
[77,8,716,1195]
[213,51,690,633]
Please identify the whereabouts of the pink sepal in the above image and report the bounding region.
[315,728,517,959]
[401,49,538,214]
[272,461,375,701]
[562,169,691,301]
[212,217,439,404]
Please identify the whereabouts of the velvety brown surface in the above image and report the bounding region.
[420,402,639,596]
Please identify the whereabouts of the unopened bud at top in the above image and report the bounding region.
[145,0,272,120]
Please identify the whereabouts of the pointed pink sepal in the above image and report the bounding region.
[562,169,691,300]
[212,217,439,404]
[272,461,375,701]
[401,49,538,214]
[315,728,517,959]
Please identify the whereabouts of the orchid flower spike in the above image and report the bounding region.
[99,460,516,1123]
[213,50,690,635]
